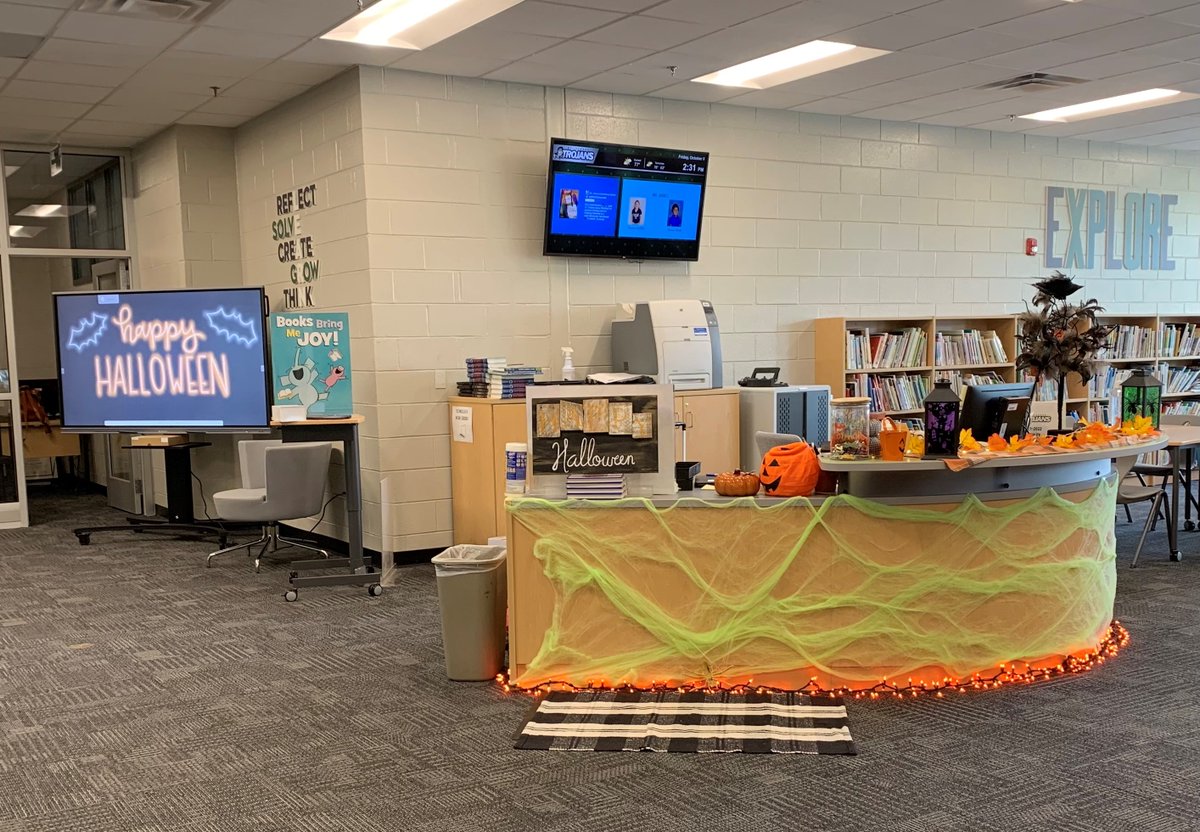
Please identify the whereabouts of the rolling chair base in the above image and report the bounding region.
[206,523,329,572]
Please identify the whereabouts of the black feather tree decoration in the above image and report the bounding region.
[1015,272,1112,433]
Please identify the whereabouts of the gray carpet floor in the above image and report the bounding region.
[2,490,1200,832]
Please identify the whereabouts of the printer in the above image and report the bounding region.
[610,300,723,390]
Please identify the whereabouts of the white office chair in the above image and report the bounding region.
[1116,452,1171,568]
[755,431,802,460]
[207,440,334,572]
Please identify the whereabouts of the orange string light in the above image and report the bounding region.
[496,621,1129,701]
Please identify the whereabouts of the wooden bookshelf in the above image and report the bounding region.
[815,316,1016,417]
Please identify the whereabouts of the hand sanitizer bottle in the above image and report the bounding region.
[561,346,575,381]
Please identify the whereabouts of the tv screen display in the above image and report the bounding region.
[54,287,271,432]
[543,138,709,261]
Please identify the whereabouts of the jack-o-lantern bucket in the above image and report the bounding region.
[759,442,820,498]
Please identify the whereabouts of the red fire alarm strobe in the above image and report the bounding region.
[1026,237,1039,256]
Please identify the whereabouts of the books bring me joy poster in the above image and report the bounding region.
[268,312,352,417]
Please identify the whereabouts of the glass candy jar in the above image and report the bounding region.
[830,397,871,459]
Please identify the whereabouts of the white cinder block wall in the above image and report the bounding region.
[223,65,1200,553]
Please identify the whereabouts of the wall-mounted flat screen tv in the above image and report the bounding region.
[54,287,272,432]
[543,138,709,261]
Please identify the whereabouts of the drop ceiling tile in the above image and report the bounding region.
[479,2,623,37]
[143,51,269,78]
[1103,0,1197,12]
[0,96,90,118]
[203,0,354,37]
[70,119,163,138]
[3,79,112,103]
[174,26,307,60]
[8,0,76,7]
[791,97,877,115]
[523,39,654,76]
[722,1,891,41]
[618,51,730,81]
[977,41,1116,72]
[722,88,820,109]
[393,51,513,78]
[102,88,212,110]
[418,27,561,63]
[58,131,142,148]
[484,60,594,87]
[649,0,797,26]
[17,60,137,86]
[906,29,1042,62]
[0,32,44,58]
[33,37,160,68]
[822,11,977,51]
[176,111,247,127]
[222,77,312,102]
[672,27,814,65]
[1060,17,1200,53]
[121,67,245,94]
[1134,33,1200,61]
[0,2,65,36]
[578,15,718,50]
[571,70,673,96]
[86,103,183,124]
[0,113,75,131]
[53,12,192,49]
[249,61,344,86]
[989,4,1139,41]
[284,38,410,67]
[0,56,23,77]
[914,0,1064,29]
[191,95,276,117]
[1048,52,1175,81]
[641,81,743,103]
[1161,4,1200,26]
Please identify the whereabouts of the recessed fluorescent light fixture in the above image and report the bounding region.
[9,225,44,239]
[693,40,890,89]
[1021,88,1194,123]
[14,203,85,218]
[321,0,524,50]
[4,165,18,177]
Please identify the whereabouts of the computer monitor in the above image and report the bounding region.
[961,382,1036,439]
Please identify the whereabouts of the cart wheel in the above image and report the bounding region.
[284,590,298,602]
[77,533,90,546]
[368,584,383,598]
[1186,520,1196,532]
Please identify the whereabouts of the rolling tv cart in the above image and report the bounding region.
[72,441,237,546]
[276,415,382,601]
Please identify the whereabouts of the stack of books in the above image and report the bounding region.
[459,358,541,399]
[846,327,928,370]
[566,474,627,499]
[1160,323,1200,357]
[934,329,1008,366]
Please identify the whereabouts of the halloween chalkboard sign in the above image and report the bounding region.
[531,394,659,475]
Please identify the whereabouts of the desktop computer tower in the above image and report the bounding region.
[739,385,831,470]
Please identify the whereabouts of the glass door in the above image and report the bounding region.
[0,260,18,520]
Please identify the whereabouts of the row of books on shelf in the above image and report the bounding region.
[933,330,1008,367]
[1165,401,1200,416]
[1099,325,1158,360]
[1159,323,1200,358]
[846,372,929,413]
[846,327,928,370]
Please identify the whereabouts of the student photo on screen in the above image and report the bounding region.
[667,201,683,227]
[628,198,643,226]
[559,189,579,219]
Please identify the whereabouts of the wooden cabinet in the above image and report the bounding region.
[449,397,526,544]
[672,388,740,475]
[452,388,740,543]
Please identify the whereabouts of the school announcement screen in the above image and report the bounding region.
[55,288,271,430]
[544,139,709,260]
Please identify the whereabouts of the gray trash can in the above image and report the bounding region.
[430,545,507,681]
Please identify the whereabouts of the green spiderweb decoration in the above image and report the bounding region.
[509,480,1118,690]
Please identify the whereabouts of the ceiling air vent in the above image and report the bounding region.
[77,0,220,23]
[978,72,1088,92]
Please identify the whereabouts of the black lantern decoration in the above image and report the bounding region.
[924,380,960,456]
[1121,368,1162,428]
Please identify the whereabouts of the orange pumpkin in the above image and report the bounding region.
[714,469,761,497]
[759,442,820,497]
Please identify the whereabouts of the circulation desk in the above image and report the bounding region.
[505,440,1164,692]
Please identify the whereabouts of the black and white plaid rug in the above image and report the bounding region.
[515,691,855,754]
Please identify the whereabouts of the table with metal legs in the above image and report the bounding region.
[1163,427,1200,561]
[275,415,381,599]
